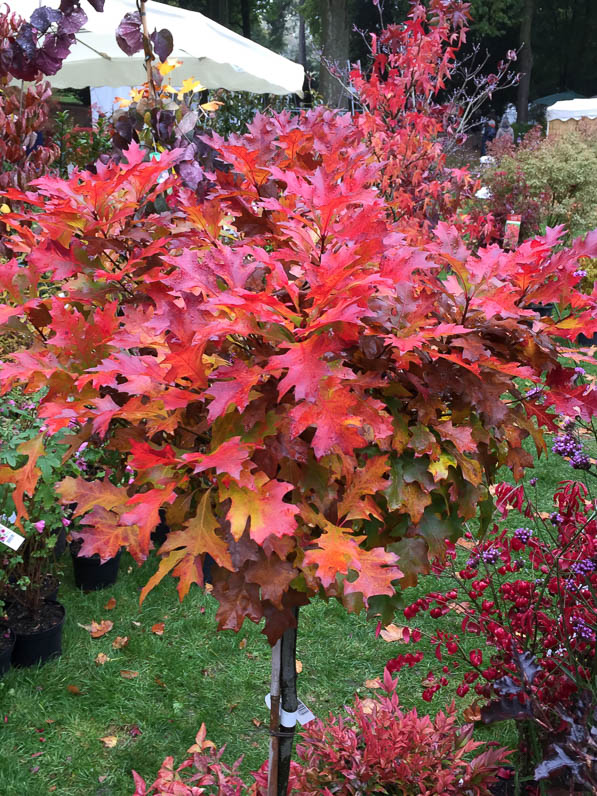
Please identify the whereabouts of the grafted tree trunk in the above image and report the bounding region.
[268,609,299,796]
[319,0,349,108]
[516,0,534,123]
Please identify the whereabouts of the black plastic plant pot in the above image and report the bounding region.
[71,545,122,591]
[11,601,65,668]
[0,627,15,676]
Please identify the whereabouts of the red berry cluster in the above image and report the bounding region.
[389,479,597,718]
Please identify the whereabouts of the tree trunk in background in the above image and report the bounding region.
[516,0,534,123]
[241,0,251,39]
[298,14,307,69]
[319,0,349,108]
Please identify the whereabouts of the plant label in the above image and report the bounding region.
[265,693,315,726]
[0,522,25,551]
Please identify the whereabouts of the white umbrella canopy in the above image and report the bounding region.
[11,0,304,95]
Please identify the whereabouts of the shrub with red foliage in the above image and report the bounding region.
[252,668,510,795]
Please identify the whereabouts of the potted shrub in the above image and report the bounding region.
[0,393,74,666]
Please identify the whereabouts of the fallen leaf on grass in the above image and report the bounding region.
[67,685,82,696]
[295,659,303,674]
[128,725,142,737]
[120,670,139,679]
[154,677,166,688]
[78,620,113,639]
[95,653,110,665]
[98,775,107,784]
[100,735,118,748]
[251,718,262,727]
[239,638,247,649]
[463,702,481,722]
[379,624,410,643]
[359,698,376,715]
[151,622,165,636]
[228,702,239,712]
[112,636,129,649]
[104,597,116,610]
[364,678,382,689]
[131,620,141,627]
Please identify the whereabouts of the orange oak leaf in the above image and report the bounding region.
[0,434,45,522]
[112,636,129,649]
[151,622,165,636]
[57,476,127,517]
[302,516,365,588]
[343,546,403,602]
[220,473,298,545]
[104,597,116,610]
[140,491,233,603]
[244,554,298,609]
[182,437,252,481]
[337,454,389,521]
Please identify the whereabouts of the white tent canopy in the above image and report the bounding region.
[546,98,597,122]
[12,0,304,95]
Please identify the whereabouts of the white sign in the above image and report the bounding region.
[0,522,25,551]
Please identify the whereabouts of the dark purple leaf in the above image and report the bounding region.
[30,7,63,34]
[513,649,540,685]
[35,32,74,75]
[177,158,204,191]
[58,6,87,35]
[58,0,79,12]
[492,676,521,697]
[481,696,533,724]
[5,45,39,81]
[15,24,38,61]
[150,28,173,62]
[116,12,143,56]
[85,0,105,10]
[535,745,581,781]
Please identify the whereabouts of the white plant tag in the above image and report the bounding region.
[0,522,24,551]
[265,693,315,726]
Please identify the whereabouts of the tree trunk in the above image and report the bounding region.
[277,611,298,794]
[516,0,534,123]
[319,0,349,108]
[267,608,299,796]
[298,14,307,69]
[219,0,230,28]
[241,0,251,39]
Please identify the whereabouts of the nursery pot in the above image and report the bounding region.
[71,543,122,591]
[9,600,65,668]
[52,526,67,559]
[0,627,15,677]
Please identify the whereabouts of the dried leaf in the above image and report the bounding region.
[365,678,382,689]
[151,622,165,636]
[239,638,247,649]
[98,775,107,783]
[79,619,113,639]
[463,702,481,723]
[120,670,139,679]
[295,659,303,674]
[67,685,82,696]
[95,653,110,665]
[360,698,376,715]
[104,597,117,610]
[112,636,129,649]
[379,623,410,643]
[251,718,262,727]
[100,735,118,748]
[154,677,166,688]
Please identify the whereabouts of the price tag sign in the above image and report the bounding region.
[0,522,25,551]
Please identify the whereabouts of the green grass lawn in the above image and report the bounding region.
[1,418,595,796]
